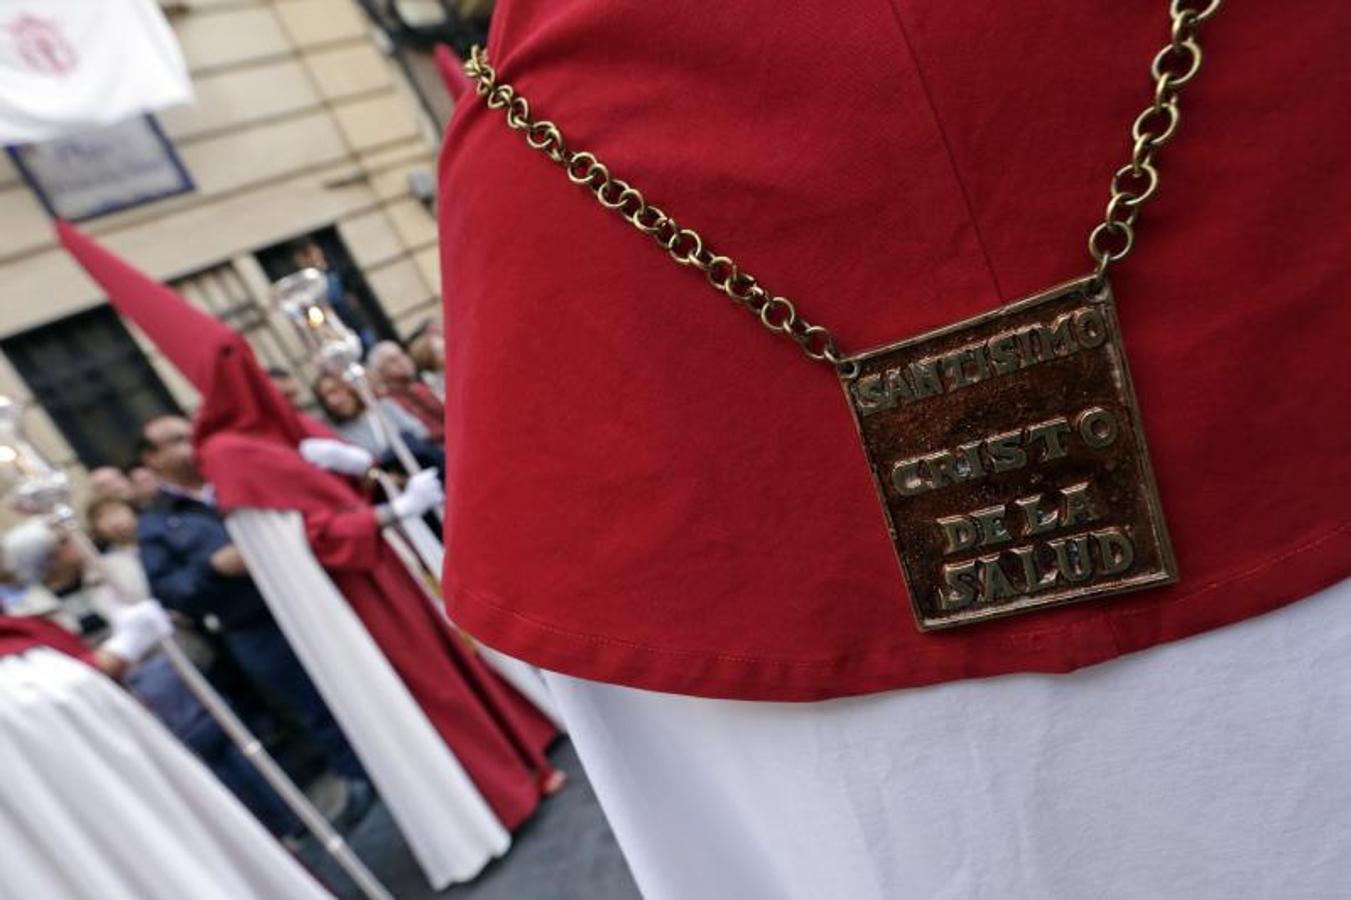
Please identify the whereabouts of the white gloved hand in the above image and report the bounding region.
[299,438,374,476]
[391,469,444,520]
[102,600,174,664]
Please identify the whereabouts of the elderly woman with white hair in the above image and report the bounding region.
[366,340,446,444]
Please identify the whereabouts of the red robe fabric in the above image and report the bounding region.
[55,222,557,829]
[437,0,1351,700]
[204,434,554,828]
[0,615,91,662]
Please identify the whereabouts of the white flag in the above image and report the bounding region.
[0,0,192,144]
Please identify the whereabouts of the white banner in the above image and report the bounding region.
[0,0,192,144]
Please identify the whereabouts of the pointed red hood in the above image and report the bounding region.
[55,221,315,449]
[55,222,357,514]
[435,44,473,101]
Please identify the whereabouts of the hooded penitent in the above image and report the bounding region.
[1,519,57,587]
[55,221,557,888]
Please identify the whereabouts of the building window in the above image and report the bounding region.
[0,307,180,469]
[356,1,491,128]
[358,1,489,55]
[255,226,398,354]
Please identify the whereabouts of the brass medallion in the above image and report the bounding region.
[841,277,1177,630]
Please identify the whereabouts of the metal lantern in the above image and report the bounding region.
[272,267,364,380]
[271,269,429,482]
[0,396,72,519]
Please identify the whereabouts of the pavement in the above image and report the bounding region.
[299,739,642,900]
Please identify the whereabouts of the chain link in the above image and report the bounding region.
[464,0,1221,373]
[464,46,853,373]
[1089,0,1222,287]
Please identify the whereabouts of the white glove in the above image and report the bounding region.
[391,469,444,520]
[102,600,174,664]
[299,438,374,476]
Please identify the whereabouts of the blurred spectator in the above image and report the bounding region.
[407,321,446,401]
[88,495,140,552]
[313,374,443,478]
[136,414,373,823]
[93,480,320,787]
[88,494,217,667]
[367,340,446,443]
[266,366,304,406]
[2,520,110,638]
[128,465,162,508]
[87,465,136,504]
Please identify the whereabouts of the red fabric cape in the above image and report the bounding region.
[0,615,91,662]
[437,0,1351,700]
[56,223,556,827]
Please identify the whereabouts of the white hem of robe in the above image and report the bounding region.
[226,508,509,889]
[0,648,327,900]
[542,578,1351,900]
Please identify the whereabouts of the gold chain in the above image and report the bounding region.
[463,46,851,370]
[464,0,1222,374]
[1088,0,1222,286]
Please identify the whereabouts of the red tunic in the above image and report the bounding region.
[438,0,1351,699]
[54,222,558,829]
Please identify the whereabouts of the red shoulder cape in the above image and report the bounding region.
[0,615,92,663]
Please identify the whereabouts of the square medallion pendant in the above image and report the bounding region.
[840,276,1177,630]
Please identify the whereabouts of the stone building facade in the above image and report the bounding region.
[0,0,453,510]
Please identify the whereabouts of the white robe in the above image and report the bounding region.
[226,509,510,890]
[543,578,1351,900]
[0,648,327,900]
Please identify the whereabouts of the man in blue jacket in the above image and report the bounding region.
[136,414,372,821]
